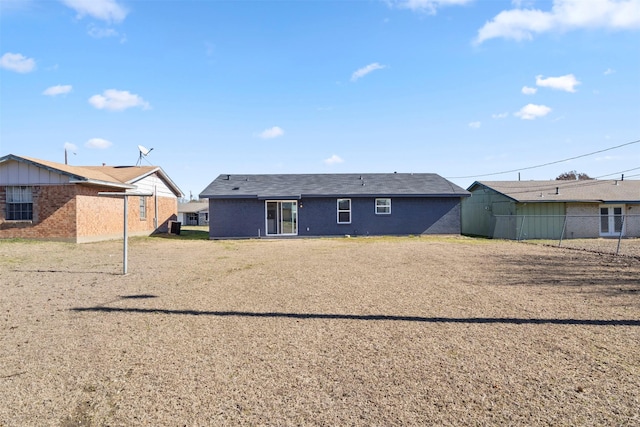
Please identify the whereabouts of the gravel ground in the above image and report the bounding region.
[1,235,639,426]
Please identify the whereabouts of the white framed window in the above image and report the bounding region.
[337,198,351,224]
[139,196,147,220]
[375,198,391,215]
[600,204,624,236]
[6,186,33,221]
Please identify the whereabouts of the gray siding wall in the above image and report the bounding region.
[300,197,461,236]
[209,196,462,238]
[209,198,265,238]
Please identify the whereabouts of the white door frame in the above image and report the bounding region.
[599,204,625,237]
[265,200,298,236]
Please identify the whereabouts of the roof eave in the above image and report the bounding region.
[127,167,184,198]
[70,178,135,189]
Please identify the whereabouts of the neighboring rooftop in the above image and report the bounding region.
[470,180,640,203]
[200,173,470,199]
[1,154,183,196]
[178,202,208,213]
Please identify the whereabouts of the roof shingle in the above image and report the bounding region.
[471,180,640,203]
[200,173,470,199]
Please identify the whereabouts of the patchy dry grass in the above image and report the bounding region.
[526,237,640,259]
[1,236,639,426]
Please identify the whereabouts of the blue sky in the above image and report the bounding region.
[1,0,639,198]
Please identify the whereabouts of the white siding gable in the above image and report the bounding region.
[0,160,70,185]
[129,173,176,198]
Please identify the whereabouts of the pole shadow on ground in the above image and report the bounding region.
[70,306,640,327]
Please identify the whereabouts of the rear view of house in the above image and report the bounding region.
[0,154,183,243]
[178,201,209,226]
[462,180,640,239]
[199,173,470,239]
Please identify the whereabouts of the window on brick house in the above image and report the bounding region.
[139,196,147,220]
[6,186,33,220]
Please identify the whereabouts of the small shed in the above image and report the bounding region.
[462,180,640,239]
[199,173,470,239]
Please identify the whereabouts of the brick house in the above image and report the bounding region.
[0,154,183,243]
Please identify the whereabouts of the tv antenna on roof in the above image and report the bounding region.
[136,145,154,166]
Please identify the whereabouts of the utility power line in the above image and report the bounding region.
[446,138,640,180]
[467,165,639,197]
[594,166,640,179]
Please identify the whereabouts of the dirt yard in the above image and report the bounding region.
[1,233,639,426]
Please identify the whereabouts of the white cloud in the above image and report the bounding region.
[468,121,481,129]
[0,52,36,73]
[43,84,72,96]
[88,89,150,111]
[522,86,537,95]
[536,74,580,92]
[87,24,119,38]
[64,142,78,152]
[388,0,473,14]
[60,0,128,23]
[604,68,616,75]
[324,154,344,165]
[85,138,112,149]
[514,103,552,120]
[257,126,284,139]
[474,0,640,44]
[492,112,509,119]
[351,63,386,82]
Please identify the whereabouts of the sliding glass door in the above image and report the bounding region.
[266,201,298,236]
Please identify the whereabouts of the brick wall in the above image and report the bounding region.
[0,185,77,241]
[76,187,177,242]
[1,184,178,243]
[76,186,125,241]
[155,196,178,233]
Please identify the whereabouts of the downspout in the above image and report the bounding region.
[154,184,158,230]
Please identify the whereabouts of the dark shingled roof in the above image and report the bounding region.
[200,173,470,199]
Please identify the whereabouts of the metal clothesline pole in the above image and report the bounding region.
[98,192,153,275]
[123,195,128,274]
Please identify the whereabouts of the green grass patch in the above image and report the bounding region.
[0,238,46,244]
[151,226,210,241]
